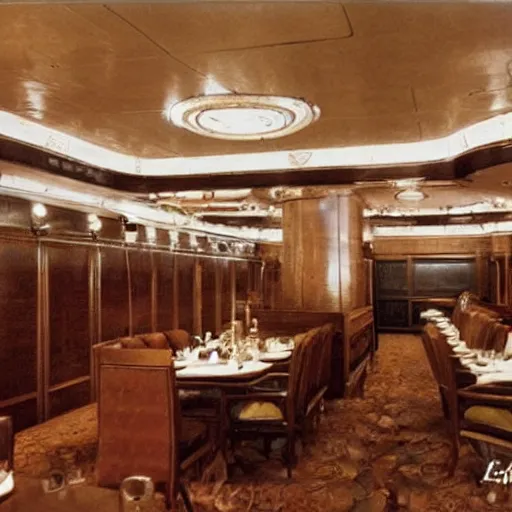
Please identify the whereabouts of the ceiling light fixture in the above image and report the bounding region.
[395,189,427,202]
[168,94,320,140]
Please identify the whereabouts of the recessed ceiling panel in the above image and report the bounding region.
[108,2,353,56]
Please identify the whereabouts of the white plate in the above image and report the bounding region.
[453,346,471,355]
[174,360,188,369]
[259,351,292,362]
[0,471,14,499]
[422,310,444,318]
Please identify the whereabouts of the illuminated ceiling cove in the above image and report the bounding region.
[1,110,512,177]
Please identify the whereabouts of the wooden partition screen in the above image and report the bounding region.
[252,307,374,398]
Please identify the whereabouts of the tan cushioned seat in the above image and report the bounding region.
[139,332,169,350]
[164,330,192,352]
[464,406,512,432]
[233,401,284,421]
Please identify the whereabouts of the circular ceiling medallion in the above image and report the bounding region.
[168,94,320,140]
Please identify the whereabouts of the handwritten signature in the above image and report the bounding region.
[482,460,512,485]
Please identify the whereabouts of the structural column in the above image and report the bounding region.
[281,191,365,313]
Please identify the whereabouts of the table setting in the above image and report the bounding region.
[172,326,294,380]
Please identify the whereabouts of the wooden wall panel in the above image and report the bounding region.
[235,260,249,301]
[129,250,152,334]
[201,259,217,335]
[154,252,174,331]
[282,193,366,313]
[303,196,341,311]
[100,247,129,340]
[220,260,232,326]
[48,245,90,385]
[373,235,492,256]
[49,380,90,419]
[177,255,194,333]
[0,241,37,402]
[492,235,512,254]
[413,259,476,296]
[377,300,409,328]
[376,261,408,296]
[0,399,38,433]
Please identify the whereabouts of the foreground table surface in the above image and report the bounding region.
[1,476,135,512]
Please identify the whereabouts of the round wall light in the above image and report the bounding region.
[168,94,320,140]
[395,189,427,202]
[32,203,48,218]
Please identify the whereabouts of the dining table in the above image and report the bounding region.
[173,338,294,462]
[173,337,294,389]
[459,352,512,385]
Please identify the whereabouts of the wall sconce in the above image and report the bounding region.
[87,213,102,239]
[122,217,138,244]
[169,230,179,250]
[145,226,157,245]
[189,233,199,251]
[31,202,50,236]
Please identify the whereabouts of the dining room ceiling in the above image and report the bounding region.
[0,2,511,158]
[1,1,512,228]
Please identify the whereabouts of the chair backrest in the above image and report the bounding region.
[421,323,442,384]
[428,325,461,443]
[285,324,334,426]
[467,311,494,349]
[285,327,317,427]
[489,323,510,352]
[317,323,334,391]
[96,347,180,499]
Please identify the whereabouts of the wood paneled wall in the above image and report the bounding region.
[490,235,512,307]
[373,235,493,256]
[0,211,263,432]
[373,234,500,331]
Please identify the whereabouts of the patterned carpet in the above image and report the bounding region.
[13,334,512,511]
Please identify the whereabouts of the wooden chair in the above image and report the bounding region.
[421,323,449,417]
[428,325,512,474]
[226,325,334,477]
[96,347,213,511]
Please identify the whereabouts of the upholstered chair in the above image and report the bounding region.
[96,347,212,511]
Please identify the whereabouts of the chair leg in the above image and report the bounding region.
[263,436,272,459]
[286,433,295,479]
[179,482,194,512]
[448,430,460,476]
[440,390,449,419]
[165,494,179,512]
